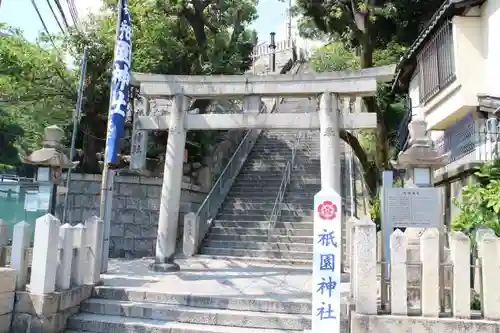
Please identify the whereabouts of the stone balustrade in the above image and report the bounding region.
[0,214,104,333]
[349,218,500,332]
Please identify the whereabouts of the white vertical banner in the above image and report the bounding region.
[312,188,342,332]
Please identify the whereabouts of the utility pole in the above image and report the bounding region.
[62,47,88,223]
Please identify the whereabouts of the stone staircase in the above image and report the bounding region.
[198,129,315,265]
[67,285,314,332]
[197,95,350,266]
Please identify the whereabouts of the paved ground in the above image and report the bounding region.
[102,258,349,302]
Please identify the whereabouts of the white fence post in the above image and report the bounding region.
[11,221,31,290]
[353,218,377,314]
[474,228,495,294]
[420,228,440,317]
[390,229,408,315]
[72,223,87,286]
[84,216,104,285]
[56,224,75,290]
[30,214,60,294]
[450,231,470,319]
[479,233,500,320]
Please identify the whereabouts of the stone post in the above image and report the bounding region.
[449,231,470,318]
[72,223,87,286]
[56,224,75,290]
[30,214,60,294]
[151,94,188,272]
[479,233,500,320]
[473,227,495,294]
[0,219,9,266]
[130,96,150,170]
[318,92,340,192]
[344,217,358,273]
[84,216,104,285]
[390,229,408,315]
[183,213,199,257]
[353,219,377,314]
[420,228,440,317]
[243,95,262,113]
[11,221,31,290]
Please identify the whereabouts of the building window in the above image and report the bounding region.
[417,21,456,104]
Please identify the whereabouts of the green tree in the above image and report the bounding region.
[453,161,500,237]
[295,0,443,197]
[0,25,75,172]
[65,0,258,172]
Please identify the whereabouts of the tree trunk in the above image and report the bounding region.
[339,129,377,197]
[80,118,103,174]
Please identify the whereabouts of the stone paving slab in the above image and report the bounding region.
[102,258,350,302]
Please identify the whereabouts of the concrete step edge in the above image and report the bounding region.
[202,247,314,254]
[82,298,312,321]
[68,313,299,333]
[194,254,313,266]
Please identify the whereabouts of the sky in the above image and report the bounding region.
[0,0,293,43]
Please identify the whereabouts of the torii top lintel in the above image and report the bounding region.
[132,64,396,98]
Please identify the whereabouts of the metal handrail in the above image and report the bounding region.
[190,59,305,251]
[193,103,268,246]
[267,131,303,239]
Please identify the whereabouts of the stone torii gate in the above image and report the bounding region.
[131,66,394,271]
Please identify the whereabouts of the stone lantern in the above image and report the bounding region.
[19,125,78,214]
[392,118,449,187]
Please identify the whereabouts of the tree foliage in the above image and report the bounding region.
[453,161,500,237]
[0,25,75,172]
[62,0,258,173]
[296,0,443,198]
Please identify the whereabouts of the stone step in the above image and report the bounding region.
[220,202,315,211]
[219,208,313,217]
[195,254,313,266]
[213,220,314,229]
[92,286,312,314]
[201,247,314,260]
[228,185,321,193]
[236,173,321,179]
[204,240,313,252]
[241,166,321,172]
[67,313,302,333]
[232,179,321,186]
[80,298,312,331]
[243,161,321,168]
[226,192,316,199]
[206,234,313,244]
[209,227,313,237]
[215,214,313,222]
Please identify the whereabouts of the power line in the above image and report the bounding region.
[53,0,71,29]
[30,0,75,95]
[66,0,79,27]
[45,0,65,34]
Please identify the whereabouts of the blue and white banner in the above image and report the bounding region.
[105,0,132,165]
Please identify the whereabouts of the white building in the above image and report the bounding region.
[394,0,500,225]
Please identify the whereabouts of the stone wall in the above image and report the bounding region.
[56,174,207,258]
